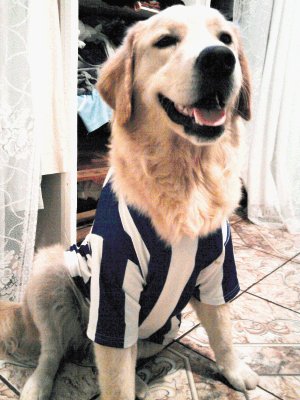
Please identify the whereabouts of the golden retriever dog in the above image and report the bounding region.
[0,5,258,400]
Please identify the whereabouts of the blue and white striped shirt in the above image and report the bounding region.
[65,176,240,348]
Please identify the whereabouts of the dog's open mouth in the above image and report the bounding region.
[158,94,226,140]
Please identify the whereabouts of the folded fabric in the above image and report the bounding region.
[77,89,112,133]
[77,70,98,95]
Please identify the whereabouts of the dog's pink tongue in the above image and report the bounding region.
[193,108,226,126]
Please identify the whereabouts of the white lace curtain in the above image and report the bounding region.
[234,0,300,233]
[0,0,40,301]
[0,0,70,301]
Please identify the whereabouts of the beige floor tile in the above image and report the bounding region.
[137,342,247,399]
[247,387,282,399]
[248,261,300,312]
[231,293,300,344]
[179,293,300,347]
[232,220,300,259]
[0,379,19,399]
[178,292,300,400]
[234,245,286,290]
[259,376,300,400]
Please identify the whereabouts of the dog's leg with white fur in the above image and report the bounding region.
[94,344,137,400]
[190,300,259,392]
[94,340,165,400]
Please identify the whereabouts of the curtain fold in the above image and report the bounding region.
[0,0,40,300]
[28,0,71,176]
[0,0,71,300]
[234,0,300,233]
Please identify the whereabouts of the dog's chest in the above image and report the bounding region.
[65,179,239,347]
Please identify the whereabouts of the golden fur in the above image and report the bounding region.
[98,6,251,244]
[0,6,258,400]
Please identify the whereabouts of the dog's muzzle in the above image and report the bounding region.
[159,46,236,142]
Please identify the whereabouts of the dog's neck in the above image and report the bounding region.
[110,120,242,244]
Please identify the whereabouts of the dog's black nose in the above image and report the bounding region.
[196,46,236,77]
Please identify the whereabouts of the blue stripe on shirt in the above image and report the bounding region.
[222,231,240,302]
[128,206,173,326]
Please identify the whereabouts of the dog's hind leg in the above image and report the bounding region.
[20,247,89,400]
[0,301,40,363]
[190,299,259,392]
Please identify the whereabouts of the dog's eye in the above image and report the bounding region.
[154,35,179,48]
[219,32,232,45]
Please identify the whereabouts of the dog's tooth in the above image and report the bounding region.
[175,104,194,118]
[176,104,183,113]
[182,107,191,116]
[178,104,188,115]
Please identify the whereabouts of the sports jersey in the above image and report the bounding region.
[65,173,240,349]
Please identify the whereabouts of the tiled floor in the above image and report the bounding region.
[1,215,300,399]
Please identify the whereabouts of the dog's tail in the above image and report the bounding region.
[0,300,40,362]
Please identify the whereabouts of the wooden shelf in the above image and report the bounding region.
[77,209,96,224]
[77,150,109,184]
[77,167,108,184]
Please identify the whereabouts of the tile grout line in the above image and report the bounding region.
[0,374,20,396]
[175,339,215,364]
[256,384,284,400]
[291,251,300,262]
[259,373,300,377]
[175,322,202,344]
[233,343,300,347]
[245,292,300,316]
[231,254,298,303]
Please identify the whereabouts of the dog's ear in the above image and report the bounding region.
[233,27,252,121]
[97,25,138,125]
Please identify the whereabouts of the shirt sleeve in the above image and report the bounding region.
[193,222,240,305]
[65,235,92,282]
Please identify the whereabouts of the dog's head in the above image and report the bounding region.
[98,5,251,145]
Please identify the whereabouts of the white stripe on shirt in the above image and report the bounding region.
[87,235,104,342]
[118,195,150,281]
[123,260,144,347]
[195,248,225,305]
[222,220,228,245]
[139,235,198,338]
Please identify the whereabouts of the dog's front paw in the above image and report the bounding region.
[20,374,53,400]
[218,358,259,392]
